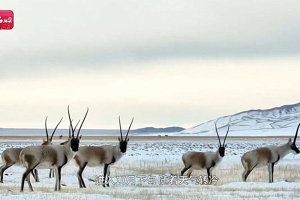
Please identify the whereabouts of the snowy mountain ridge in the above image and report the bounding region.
[179,102,300,137]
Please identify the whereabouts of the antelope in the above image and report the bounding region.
[74,116,134,188]
[48,120,81,178]
[19,106,89,192]
[181,117,231,181]
[0,117,62,183]
[41,117,64,180]
[241,123,300,183]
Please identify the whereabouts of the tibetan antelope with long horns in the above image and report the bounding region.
[241,123,300,183]
[0,117,63,183]
[181,117,231,181]
[19,106,89,192]
[48,120,82,178]
[74,116,134,188]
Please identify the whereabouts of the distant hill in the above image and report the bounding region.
[132,127,185,133]
[178,101,300,137]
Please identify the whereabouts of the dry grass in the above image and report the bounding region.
[55,158,300,199]
[106,159,300,186]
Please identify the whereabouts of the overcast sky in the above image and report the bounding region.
[1,1,300,129]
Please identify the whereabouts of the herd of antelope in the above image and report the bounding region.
[0,107,299,192]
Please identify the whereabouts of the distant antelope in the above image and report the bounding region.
[181,117,231,181]
[19,106,89,192]
[41,117,63,180]
[42,117,63,146]
[0,117,62,183]
[241,123,300,183]
[74,116,134,188]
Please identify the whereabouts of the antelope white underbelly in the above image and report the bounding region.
[86,158,105,167]
[255,160,270,168]
[35,162,55,169]
[192,164,205,170]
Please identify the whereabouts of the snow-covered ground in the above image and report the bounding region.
[0,137,300,199]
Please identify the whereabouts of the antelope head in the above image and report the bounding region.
[60,119,81,145]
[215,117,231,157]
[42,116,63,145]
[67,106,89,152]
[118,116,134,153]
[288,123,300,154]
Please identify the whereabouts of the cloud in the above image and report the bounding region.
[1,0,300,71]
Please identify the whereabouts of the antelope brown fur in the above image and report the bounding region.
[241,123,300,183]
[74,116,134,188]
[181,117,231,181]
[19,106,88,192]
[0,117,62,183]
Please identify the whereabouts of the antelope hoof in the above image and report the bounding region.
[106,183,110,187]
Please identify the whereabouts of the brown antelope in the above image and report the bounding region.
[0,117,63,183]
[74,116,134,188]
[19,106,89,192]
[48,120,81,178]
[181,117,231,181]
[241,123,300,183]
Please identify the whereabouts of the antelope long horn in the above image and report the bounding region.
[76,108,89,138]
[69,122,72,138]
[50,117,63,142]
[67,105,74,137]
[125,117,134,140]
[293,123,300,144]
[74,119,81,131]
[119,116,123,140]
[45,116,49,141]
[223,116,232,145]
[68,119,75,138]
[215,118,222,146]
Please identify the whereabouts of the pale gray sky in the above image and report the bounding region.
[1,0,300,129]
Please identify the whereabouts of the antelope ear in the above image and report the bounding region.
[126,138,130,142]
[118,137,121,141]
[288,138,292,143]
[79,135,82,140]
[225,144,227,148]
